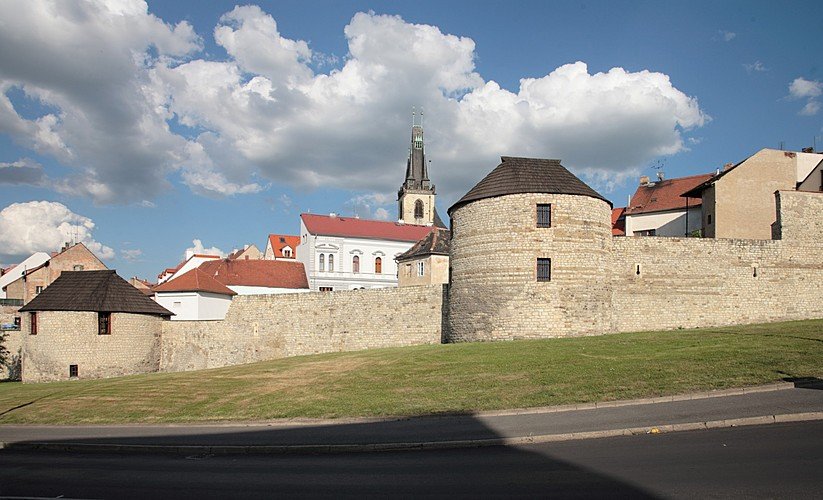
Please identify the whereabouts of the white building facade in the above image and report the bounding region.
[297,216,433,291]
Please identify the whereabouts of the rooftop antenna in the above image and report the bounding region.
[412,106,416,127]
[779,140,785,151]
[420,107,424,128]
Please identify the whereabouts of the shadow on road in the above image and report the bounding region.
[783,376,823,390]
[0,415,660,498]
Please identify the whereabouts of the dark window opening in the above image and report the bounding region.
[414,200,424,219]
[537,204,552,228]
[319,287,333,292]
[30,312,37,335]
[707,214,712,225]
[98,312,111,335]
[537,258,552,282]
[69,365,78,378]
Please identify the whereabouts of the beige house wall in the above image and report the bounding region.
[713,149,799,240]
[5,244,107,303]
[160,285,444,372]
[398,255,449,287]
[20,311,163,383]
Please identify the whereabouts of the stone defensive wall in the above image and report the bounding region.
[448,190,822,342]
[612,190,822,332]
[160,284,446,372]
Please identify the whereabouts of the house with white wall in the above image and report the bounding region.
[153,268,236,320]
[264,234,299,260]
[197,259,309,295]
[297,214,435,291]
[157,253,221,284]
[0,252,50,299]
[624,173,713,237]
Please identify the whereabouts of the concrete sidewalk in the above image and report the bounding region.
[1,382,821,454]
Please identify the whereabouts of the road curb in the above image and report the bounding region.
[3,411,821,456]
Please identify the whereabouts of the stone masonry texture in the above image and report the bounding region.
[160,284,445,372]
[447,190,822,342]
[21,311,163,383]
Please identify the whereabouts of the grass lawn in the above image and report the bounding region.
[0,319,821,424]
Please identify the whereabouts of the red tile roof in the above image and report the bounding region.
[625,173,714,215]
[198,259,308,289]
[153,268,237,296]
[267,234,300,258]
[611,207,626,236]
[301,214,434,242]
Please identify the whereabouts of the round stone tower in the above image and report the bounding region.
[446,156,613,342]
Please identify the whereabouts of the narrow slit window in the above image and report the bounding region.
[30,312,37,335]
[635,264,642,276]
[537,204,552,228]
[537,258,552,282]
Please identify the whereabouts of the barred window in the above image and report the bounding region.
[537,204,552,228]
[98,312,111,335]
[537,258,552,282]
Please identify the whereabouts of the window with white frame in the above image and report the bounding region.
[417,261,425,277]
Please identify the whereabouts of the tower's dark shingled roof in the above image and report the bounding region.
[448,157,611,216]
[20,270,172,317]
[396,227,451,262]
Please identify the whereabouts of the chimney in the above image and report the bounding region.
[329,212,337,218]
[723,162,734,172]
[656,171,665,182]
[639,175,650,186]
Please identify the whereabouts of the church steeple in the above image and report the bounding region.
[398,107,436,226]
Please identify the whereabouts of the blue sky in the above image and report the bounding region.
[0,0,821,280]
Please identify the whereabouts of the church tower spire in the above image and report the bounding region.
[398,107,436,226]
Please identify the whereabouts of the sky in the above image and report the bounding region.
[0,0,821,280]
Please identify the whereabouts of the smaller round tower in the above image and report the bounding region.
[446,157,613,342]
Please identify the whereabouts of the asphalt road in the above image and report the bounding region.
[1,421,821,499]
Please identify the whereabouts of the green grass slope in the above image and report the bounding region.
[0,319,821,424]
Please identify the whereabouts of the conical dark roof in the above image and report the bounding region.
[20,270,172,317]
[448,157,611,216]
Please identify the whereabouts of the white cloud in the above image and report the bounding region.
[0,158,44,185]
[718,30,736,42]
[185,239,225,259]
[0,4,709,207]
[120,248,143,262]
[800,100,821,116]
[374,207,390,220]
[0,201,114,261]
[789,77,822,99]
[743,61,767,73]
[788,77,822,116]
